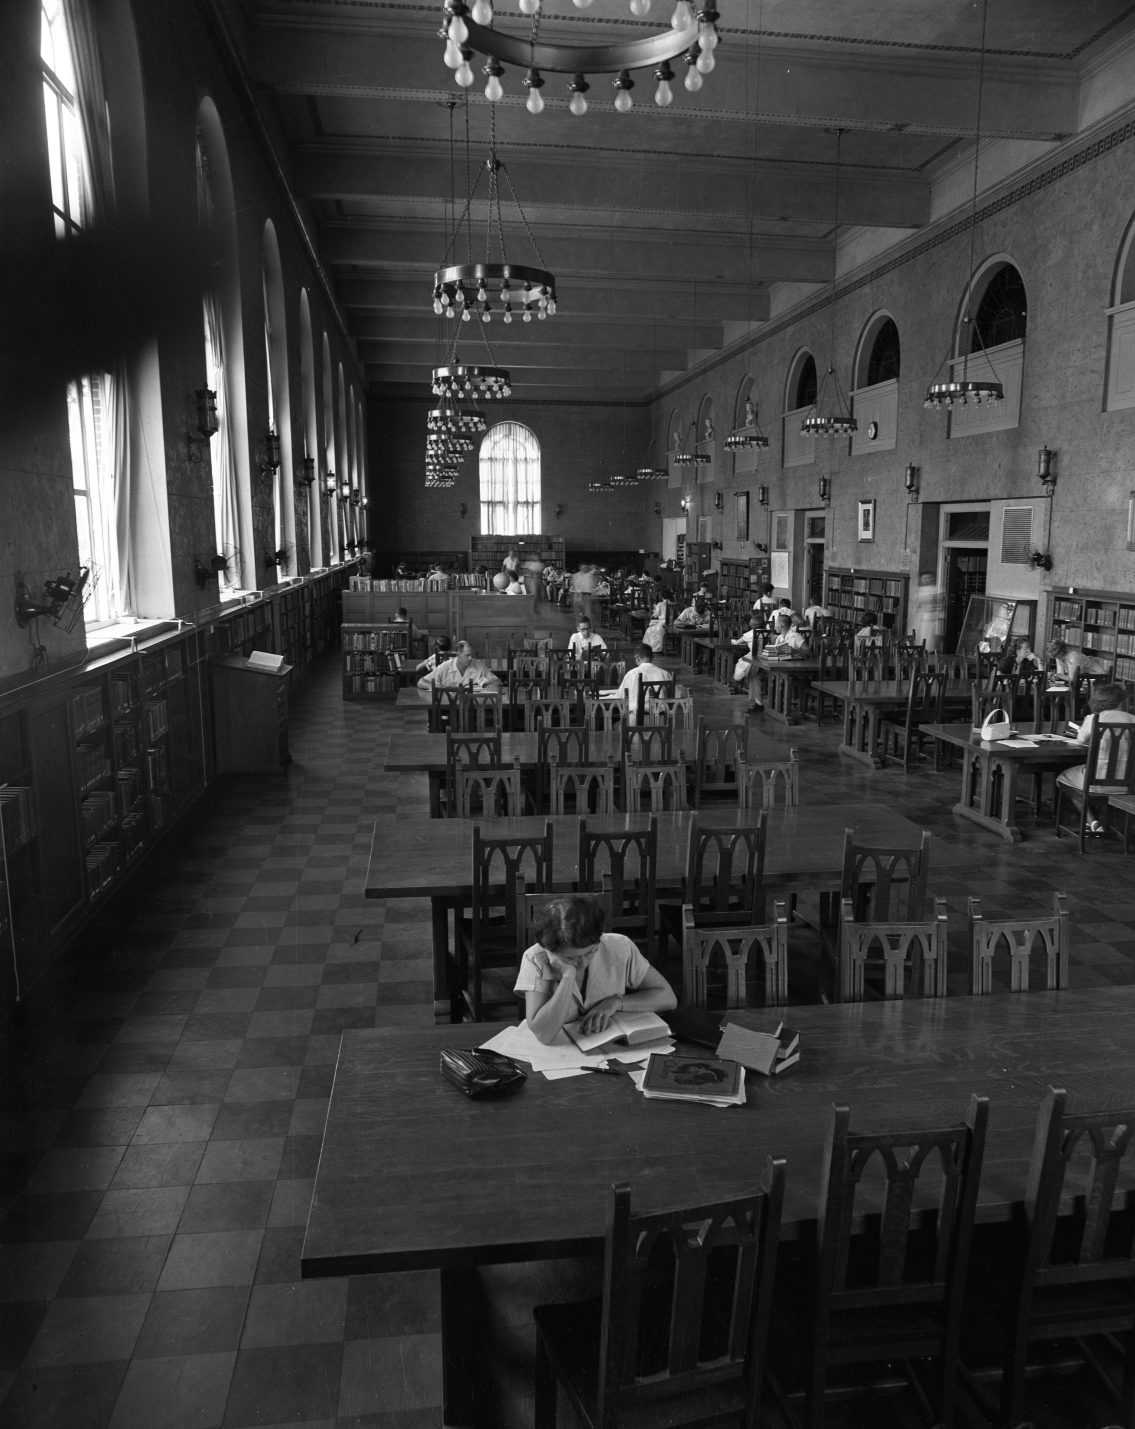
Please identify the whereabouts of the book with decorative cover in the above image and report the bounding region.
[641,1054,744,1103]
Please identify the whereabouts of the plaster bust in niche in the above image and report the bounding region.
[743,397,756,427]
[703,417,714,442]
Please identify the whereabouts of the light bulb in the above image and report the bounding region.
[569,91,588,115]
[503,307,513,323]
[433,297,443,314]
[547,298,557,315]
[461,308,471,321]
[471,0,492,21]
[671,0,693,28]
[696,48,714,73]
[485,72,503,101]
[456,60,474,86]
[448,14,468,42]
[684,66,702,91]
[444,36,463,66]
[699,21,718,48]
[655,78,673,106]
[518,0,539,11]
[526,86,544,113]
[523,306,533,322]
[629,0,650,11]
[614,87,633,112]
[572,0,594,7]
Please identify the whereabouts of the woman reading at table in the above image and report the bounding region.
[1055,681,1135,834]
[515,895,676,1045]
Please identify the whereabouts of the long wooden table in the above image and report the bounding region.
[920,721,1086,842]
[365,804,950,1015]
[755,652,823,725]
[813,679,972,769]
[302,989,1135,1426]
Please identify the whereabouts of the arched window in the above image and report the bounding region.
[322,332,339,562]
[298,290,320,567]
[479,423,541,534]
[198,98,253,591]
[946,259,1027,439]
[850,313,901,455]
[783,350,817,469]
[262,221,294,572]
[1105,214,1135,411]
[972,267,1027,349]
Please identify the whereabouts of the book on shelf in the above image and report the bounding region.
[640,1053,745,1106]
[716,1018,800,1076]
[563,1009,672,1055]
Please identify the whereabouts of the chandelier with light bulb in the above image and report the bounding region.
[441,0,721,116]
[672,420,711,466]
[431,364,512,400]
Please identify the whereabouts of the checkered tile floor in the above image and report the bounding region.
[1,627,1131,1428]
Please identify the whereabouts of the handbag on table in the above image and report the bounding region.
[977,707,1012,742]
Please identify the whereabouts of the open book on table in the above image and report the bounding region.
[563,1009,672,1055]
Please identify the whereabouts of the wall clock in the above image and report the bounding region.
[867,421,879,440]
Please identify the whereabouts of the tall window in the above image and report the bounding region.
[479,423,541,533]
[43,0,117,623]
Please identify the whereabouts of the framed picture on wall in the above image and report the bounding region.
[857,499,876,542]
[735,491,749,542]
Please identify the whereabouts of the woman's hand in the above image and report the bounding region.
[579,997,619,1035]
[544,952,580,982]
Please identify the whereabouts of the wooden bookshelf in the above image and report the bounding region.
[1049,587,1135,683]
[824,568,908,633]
[341,623,410,700]
[470,534,565,570]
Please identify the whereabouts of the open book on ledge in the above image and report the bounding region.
[563,1009,672,1055]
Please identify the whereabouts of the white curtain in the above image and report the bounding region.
[203,289,240,587]
[479,422,540,534]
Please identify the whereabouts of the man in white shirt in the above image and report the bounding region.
[566,618,608,659]
[504,578,525,595]
[673,598,709,629]
[615,644,672,724]
[416,640,502,692]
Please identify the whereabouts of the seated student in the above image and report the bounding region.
[515,894,676,1045]
[416,640,501,692]
[752,583,777,625]
[504,576,525,595]
[731,626,757,691]
[414,634,453,675]
[996,636,1040,677]
[642,613,667,653]
[566,617,608,660]
[854,610,885,655]
[391,607,411,624]
[615,643,673,724]
[767,613,808,653]
[1044,638,1111,690]
[673,597,710,629]
[1055,681,1135,834]
[802,598,831,627]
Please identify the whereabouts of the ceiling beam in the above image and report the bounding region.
[357,338,694,371]
[347,311,725,349]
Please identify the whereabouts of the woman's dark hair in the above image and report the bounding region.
[1089,681,1129,713]
[434,635,452,652]
[532,895,607,951]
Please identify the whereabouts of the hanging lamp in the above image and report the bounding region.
[924,0,1003,411]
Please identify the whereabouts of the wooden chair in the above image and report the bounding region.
[442,730,502,817]
[811,635,849,726]
[691,717,749,806]
[534,1164,786,1429]
[848,655,884,695]
[623,760,689,813]
[1055,715,1135,851]
[968,892,1069,994]
[523,695,583,732]
[453,756,523,818]
[836,894,949,1002]
[736,750,800,810]
[769,1096,988,1429]
[642,693,696,736]
[635,675,675,725]
[561,675,601,708]
[682,900,789,1009]
[456,821,554,1021]
[428,686,463,733]
[577,816,658,961]
[878,668,947,773]
[459,689,503,732]
[969,1085,1135,1429]
[620,723,675,767]
[839,826,931,924]
[548,756,617,815]
[584,691,629,745]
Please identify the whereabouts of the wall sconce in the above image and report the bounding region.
[458,502,468,518]
[713,492,723,510]
[904,463,920,502]
[187,387,219,461]
[263,548,287,568]
[818,476,831,507]
[711,539,723,550]
[339,478,351,501]
[258,431,281,480]
[300,455,316,487]
[680,495,691,511]
[351,490,361,507]
[1037,445,1057,496]
[1029,550,1054,571]
[554,503,564,519]
[653,502,662,516]
[757,485,769,507]
[324,470,337,495]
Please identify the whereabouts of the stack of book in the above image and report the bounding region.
[717,1018,800,1076]
[637,1053,746,1108]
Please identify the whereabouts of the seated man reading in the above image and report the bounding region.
[416,639,501,692]
[615,643,673,724]
[516,894,676,1045]
[566,617,608,660]
[673,597,710,629]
